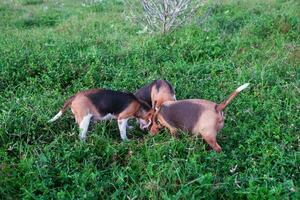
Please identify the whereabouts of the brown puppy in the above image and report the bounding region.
[134,79,176,129]
[150,83,250,152]
[48,89,153,141]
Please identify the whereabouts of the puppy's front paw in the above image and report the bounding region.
[79,135,87,141]
[127,125,134,130]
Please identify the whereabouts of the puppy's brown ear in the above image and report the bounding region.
[137,98,151,110]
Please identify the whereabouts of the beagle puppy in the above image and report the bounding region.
[49,89,153,141]
[134,79,176,109]
[134,79,176,129]
[150,83,250,152]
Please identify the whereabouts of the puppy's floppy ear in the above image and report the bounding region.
[137,98,151,110]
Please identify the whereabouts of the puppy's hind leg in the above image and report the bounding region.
[118,118,129,141]
[79,113,93,141]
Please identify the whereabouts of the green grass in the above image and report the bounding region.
[0,0,299,199]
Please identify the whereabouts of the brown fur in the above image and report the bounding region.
[70,94,99,125]
[151,80,176,108]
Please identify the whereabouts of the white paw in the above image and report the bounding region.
[79,135,87,141]
[121,136,129,141]
[127,125,134,130]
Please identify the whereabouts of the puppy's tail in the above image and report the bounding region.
[48,95,75,123]
[216,83,249,112]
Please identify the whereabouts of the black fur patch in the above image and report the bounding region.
[86,89,137,115]
[134,83,153,107]
[139,99,151,111]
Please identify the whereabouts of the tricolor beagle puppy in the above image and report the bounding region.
[150,83,250,152]
[48,89,153,141]
[134,79,176,129]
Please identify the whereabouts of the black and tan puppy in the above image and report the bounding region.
[134,79,176,129]
[135,79,176,109]
[48,89,153,141]
[150,83,250,152]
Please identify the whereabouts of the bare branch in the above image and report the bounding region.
[125,0,209,34]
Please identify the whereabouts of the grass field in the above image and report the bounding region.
[0,0,299,199]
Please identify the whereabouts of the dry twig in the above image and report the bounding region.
[126,0,208,34]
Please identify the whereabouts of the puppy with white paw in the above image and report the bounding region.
[49,89,153,141]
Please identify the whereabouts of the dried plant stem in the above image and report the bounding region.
[126,0,208,34]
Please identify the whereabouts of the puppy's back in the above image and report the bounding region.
[76,89,137,115]
[159,100,206,132]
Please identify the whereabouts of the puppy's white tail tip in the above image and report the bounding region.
[48,111,62,123]
[236,83,250,92]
